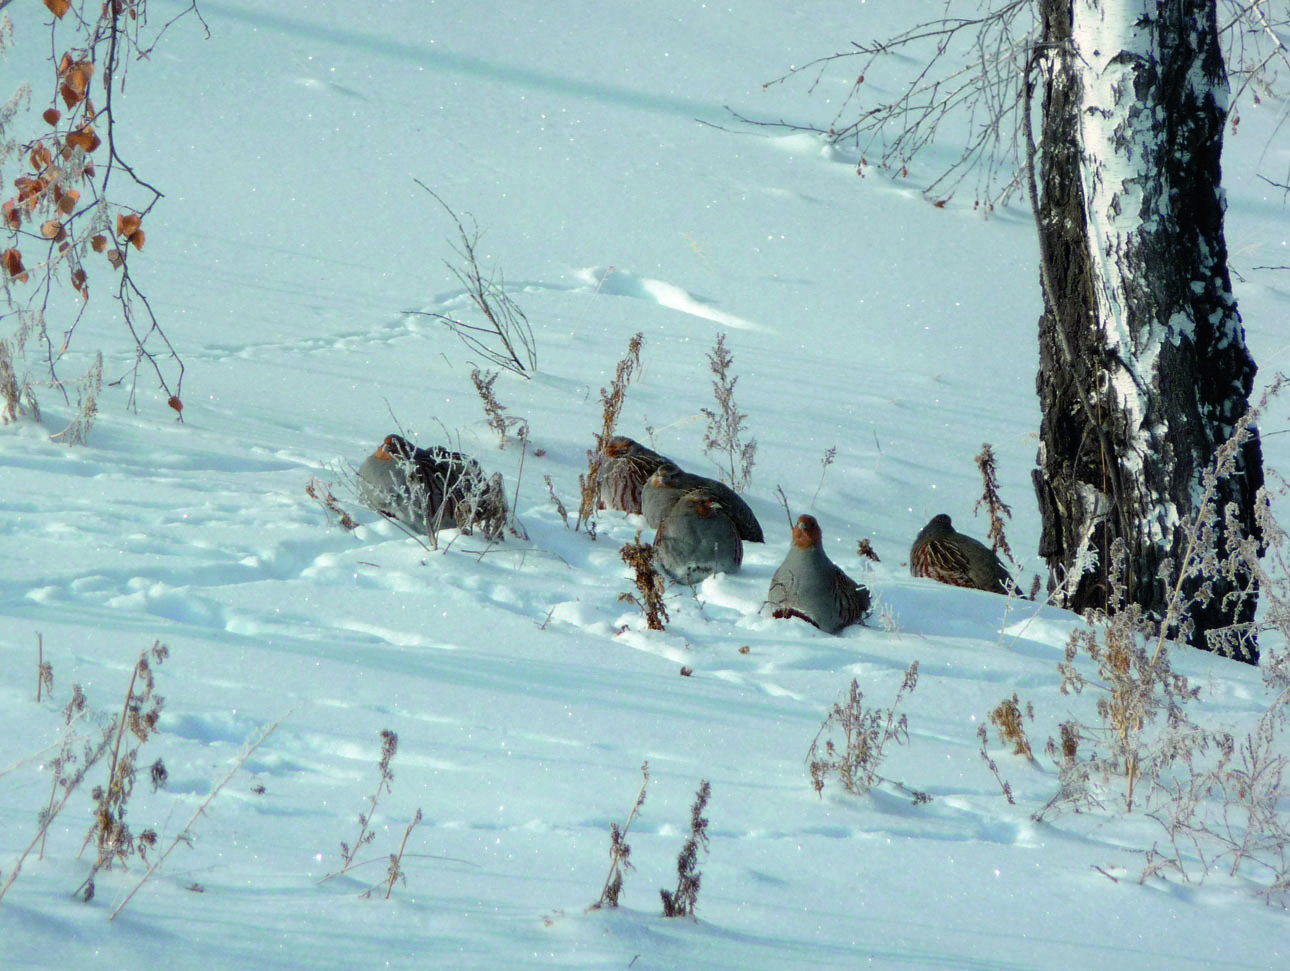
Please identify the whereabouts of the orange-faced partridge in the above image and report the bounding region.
[357,434,506,535]
[642,463,764,542]
[768,515,870,634]
[653,493,743,584]
[595,435,674,515]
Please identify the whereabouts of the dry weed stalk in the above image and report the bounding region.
[376,808,424,900]
[77,641,169,902]
[810,445,836,507]
[806,663,928,803]
[619,535,669,631]
[109,719,280,920]
[408,181,536,377]
[307,476,359,530]
[660,779,710,919]
[47,351,101,446]
[544,474,569,527]
[36,632,53,703]
[0,684,110,903]
[333,729,400,876]
[577,332,643,532]
[700,332,756,493]
[974,443,1015,566]
[977,725,1015,805]
[592,761,649,910]
[470,366,526,447]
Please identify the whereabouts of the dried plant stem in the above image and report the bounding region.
[595,761,649,908]
[384,809,424,899]
[110,719,280,921]
[78,658,143,860]
[325,729,399,881]
[0,724,112,903]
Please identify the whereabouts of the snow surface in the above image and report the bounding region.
[2,1,1290,968]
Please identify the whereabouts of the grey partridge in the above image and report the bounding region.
[595,435,674,515]
[357,434,507,536]
[768,514,870,634]
[642,462,764,543]
[653,493,743,585]
[910,513,1015,594]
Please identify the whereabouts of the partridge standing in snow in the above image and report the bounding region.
[357,434,507,536]
[909,513,1015,594]
[653,493,743,585]
[595,435,674,515]
[642,463,764,542]
[768,515,871,634]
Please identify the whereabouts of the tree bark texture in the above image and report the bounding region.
[1032,0,1263,661]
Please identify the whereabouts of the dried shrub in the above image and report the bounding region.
[989,693,1035,760]
[1053,542,1201,814]
[408,182,536,377]
[978,693,1035,806]
[660,780,710,919]
[592,761,649,910]
[577,332,643,532]
[700,332,756,493]
[0,318,41,424]
[806,663,928,803]
[619,535,669,631]
[1124,389,1290,899]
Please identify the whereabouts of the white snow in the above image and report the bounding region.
[2,1,1289,968]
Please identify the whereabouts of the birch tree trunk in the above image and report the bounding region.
[1032,0,1264,661]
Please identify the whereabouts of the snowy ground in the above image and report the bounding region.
[2,1,1289,968]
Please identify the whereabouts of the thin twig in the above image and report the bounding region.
[109,719,280,921]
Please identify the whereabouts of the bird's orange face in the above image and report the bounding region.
[604,437,630,458]
[374,435,399,461]
[792,515,822,549]
[651,464,680,487]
